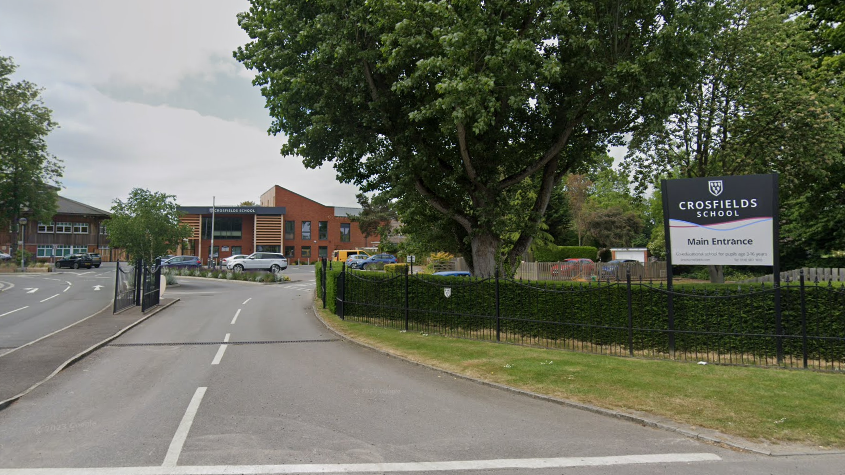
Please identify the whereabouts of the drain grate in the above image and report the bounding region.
[108,339,340,347]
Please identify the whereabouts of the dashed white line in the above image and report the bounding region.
[242,297,252,305]
[211,333,230,365]
[0,453,722,474]
[0,306,29,319]
[231,309,241,325]
[40,294,60,303]
[162,387,207,467]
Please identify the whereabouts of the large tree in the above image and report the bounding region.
[105,189,193,265]
[235,0,722,276]
[625,0,845,281]
[0,56,62,257]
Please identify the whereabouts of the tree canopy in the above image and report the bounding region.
[0,55,62,256]
[236,0,723,276]
[105,189,193,265]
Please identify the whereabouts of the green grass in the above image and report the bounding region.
[315,303,845,449]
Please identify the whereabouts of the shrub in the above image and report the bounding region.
[385,263,408,274]
[534,245,598,262]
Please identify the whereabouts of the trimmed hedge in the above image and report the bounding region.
[321,267,845,366]
[534,245,598,262]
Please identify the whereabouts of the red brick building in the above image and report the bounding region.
[178,185,370,264]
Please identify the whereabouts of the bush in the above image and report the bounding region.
[534,245,598,262]
[385,263,408,274]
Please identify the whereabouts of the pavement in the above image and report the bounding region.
[0,298,179,411]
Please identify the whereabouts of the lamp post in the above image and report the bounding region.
[18,217,27,270]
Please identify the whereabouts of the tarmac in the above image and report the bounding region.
[0,298,179,411]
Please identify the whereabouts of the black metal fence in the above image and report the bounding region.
[113,258,161,313]
[329,265,845,371]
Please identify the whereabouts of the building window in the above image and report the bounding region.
[99,224,108,235]
[284,246,295,258]
[73,222,89,234]
[231,246,242,255]
[340,223,351,242]
[318,221,328,240]
[74,246,89,254]
[301,221,311,240]
[56,245,72,256]
[37,245,53,257]
[301,246,311,258]
[256,245,280,253]
[38,222,54,233]
[56,222,72,234]
[208,246,220,258]
[201,217,242,240]
[284,221,295,240]
[318,246,327,258]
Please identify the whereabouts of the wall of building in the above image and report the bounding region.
[1,215,111,261]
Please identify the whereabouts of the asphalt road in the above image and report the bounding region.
[0,264,114,354]
[0,265,842,474]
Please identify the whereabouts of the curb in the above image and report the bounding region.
[310,301,844,458]
[0,299,180,412]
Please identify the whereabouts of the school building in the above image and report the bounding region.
[178,185,371,264]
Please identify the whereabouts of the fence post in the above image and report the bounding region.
[338,263,346,320]
[775,273,784,366]
[321,258,327,309]
[800,269,808,369]
[134,258,143,306]
[626,268,634,357]
[495,266,501,342]
[154,257,161,307]
[404,265,409,332]
[113,260,121,314]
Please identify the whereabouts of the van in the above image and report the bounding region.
[332,249,372,262]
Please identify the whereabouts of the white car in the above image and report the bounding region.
[227,252,288,273]
[0,252,11,261]
[221,254,248,266]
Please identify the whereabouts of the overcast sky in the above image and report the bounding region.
[0,0,362,212]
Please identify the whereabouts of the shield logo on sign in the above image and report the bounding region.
[708,180,724,197]
[444,288,452,298]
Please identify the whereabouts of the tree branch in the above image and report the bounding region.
[413,177,474,233]
[456,122,480,185]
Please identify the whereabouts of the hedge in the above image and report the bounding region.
[319,267,845,367]
[534,245,598,262]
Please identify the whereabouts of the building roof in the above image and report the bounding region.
[57,196,110,217]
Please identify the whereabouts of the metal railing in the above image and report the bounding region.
[113,260,137,313]
[113,258,161,313]
[334,267,845,371]
[140,259,162,312]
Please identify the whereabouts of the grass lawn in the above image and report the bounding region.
[314,302,845,449]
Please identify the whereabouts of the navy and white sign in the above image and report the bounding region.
[663,174,778,266]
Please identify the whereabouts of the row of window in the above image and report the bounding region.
[36,245,91,257]
[284,221,350,242]
[283,246,328,259]
[37,222,106,235]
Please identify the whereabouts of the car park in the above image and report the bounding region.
[160,256,201,268]
[227,252,288,273]
[89,253,102,268]
[345,254,369,269]
[55,253,94,269]
[359,253,397,270]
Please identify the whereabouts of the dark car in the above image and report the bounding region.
[359,253,397,270]
[89,253,102,268]
[160,255,201,268]
[56,253,94,269]
[432,271,471,277]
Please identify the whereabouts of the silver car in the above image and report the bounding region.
[227,252,288,273]
[345,254,369,269]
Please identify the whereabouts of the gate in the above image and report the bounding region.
[113,258,161,313]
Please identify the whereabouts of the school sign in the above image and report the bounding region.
[662,174,779,267]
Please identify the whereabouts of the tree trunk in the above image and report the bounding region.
[708,265,724,284]
[471,233,500,278]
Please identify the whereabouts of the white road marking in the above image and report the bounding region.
[93,285,104,291]
[231,309,241,325]
[0,281,13,292]
[43,278,62,282]
[211,334,230,365]
[0,306,29,319]
[162,387,207,467]
[242,297,252,305]
[25,288,38,294]
[39,294,60,303]
[0,453,722,474]
[63,285,71,293]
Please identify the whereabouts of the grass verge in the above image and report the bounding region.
[314,301,845,449]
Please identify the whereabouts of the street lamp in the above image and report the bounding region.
[18,217,27,270]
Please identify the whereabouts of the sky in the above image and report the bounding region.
[0,0,362,212]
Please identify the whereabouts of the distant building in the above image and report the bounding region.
[1,196,114,261]
[177,185,371,264]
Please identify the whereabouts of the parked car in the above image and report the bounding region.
[0,252,11,261]
[160,256,201,268]
[157,255,175,264]
[227,252,288,273]
[55,253,94,269]
[432,271,471,277]
[601,259,639,272]
[221,254,248,266]
[345,254,369,269]
[359,253,398,270]
[550,258,595,276]
[89,253,102,268]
